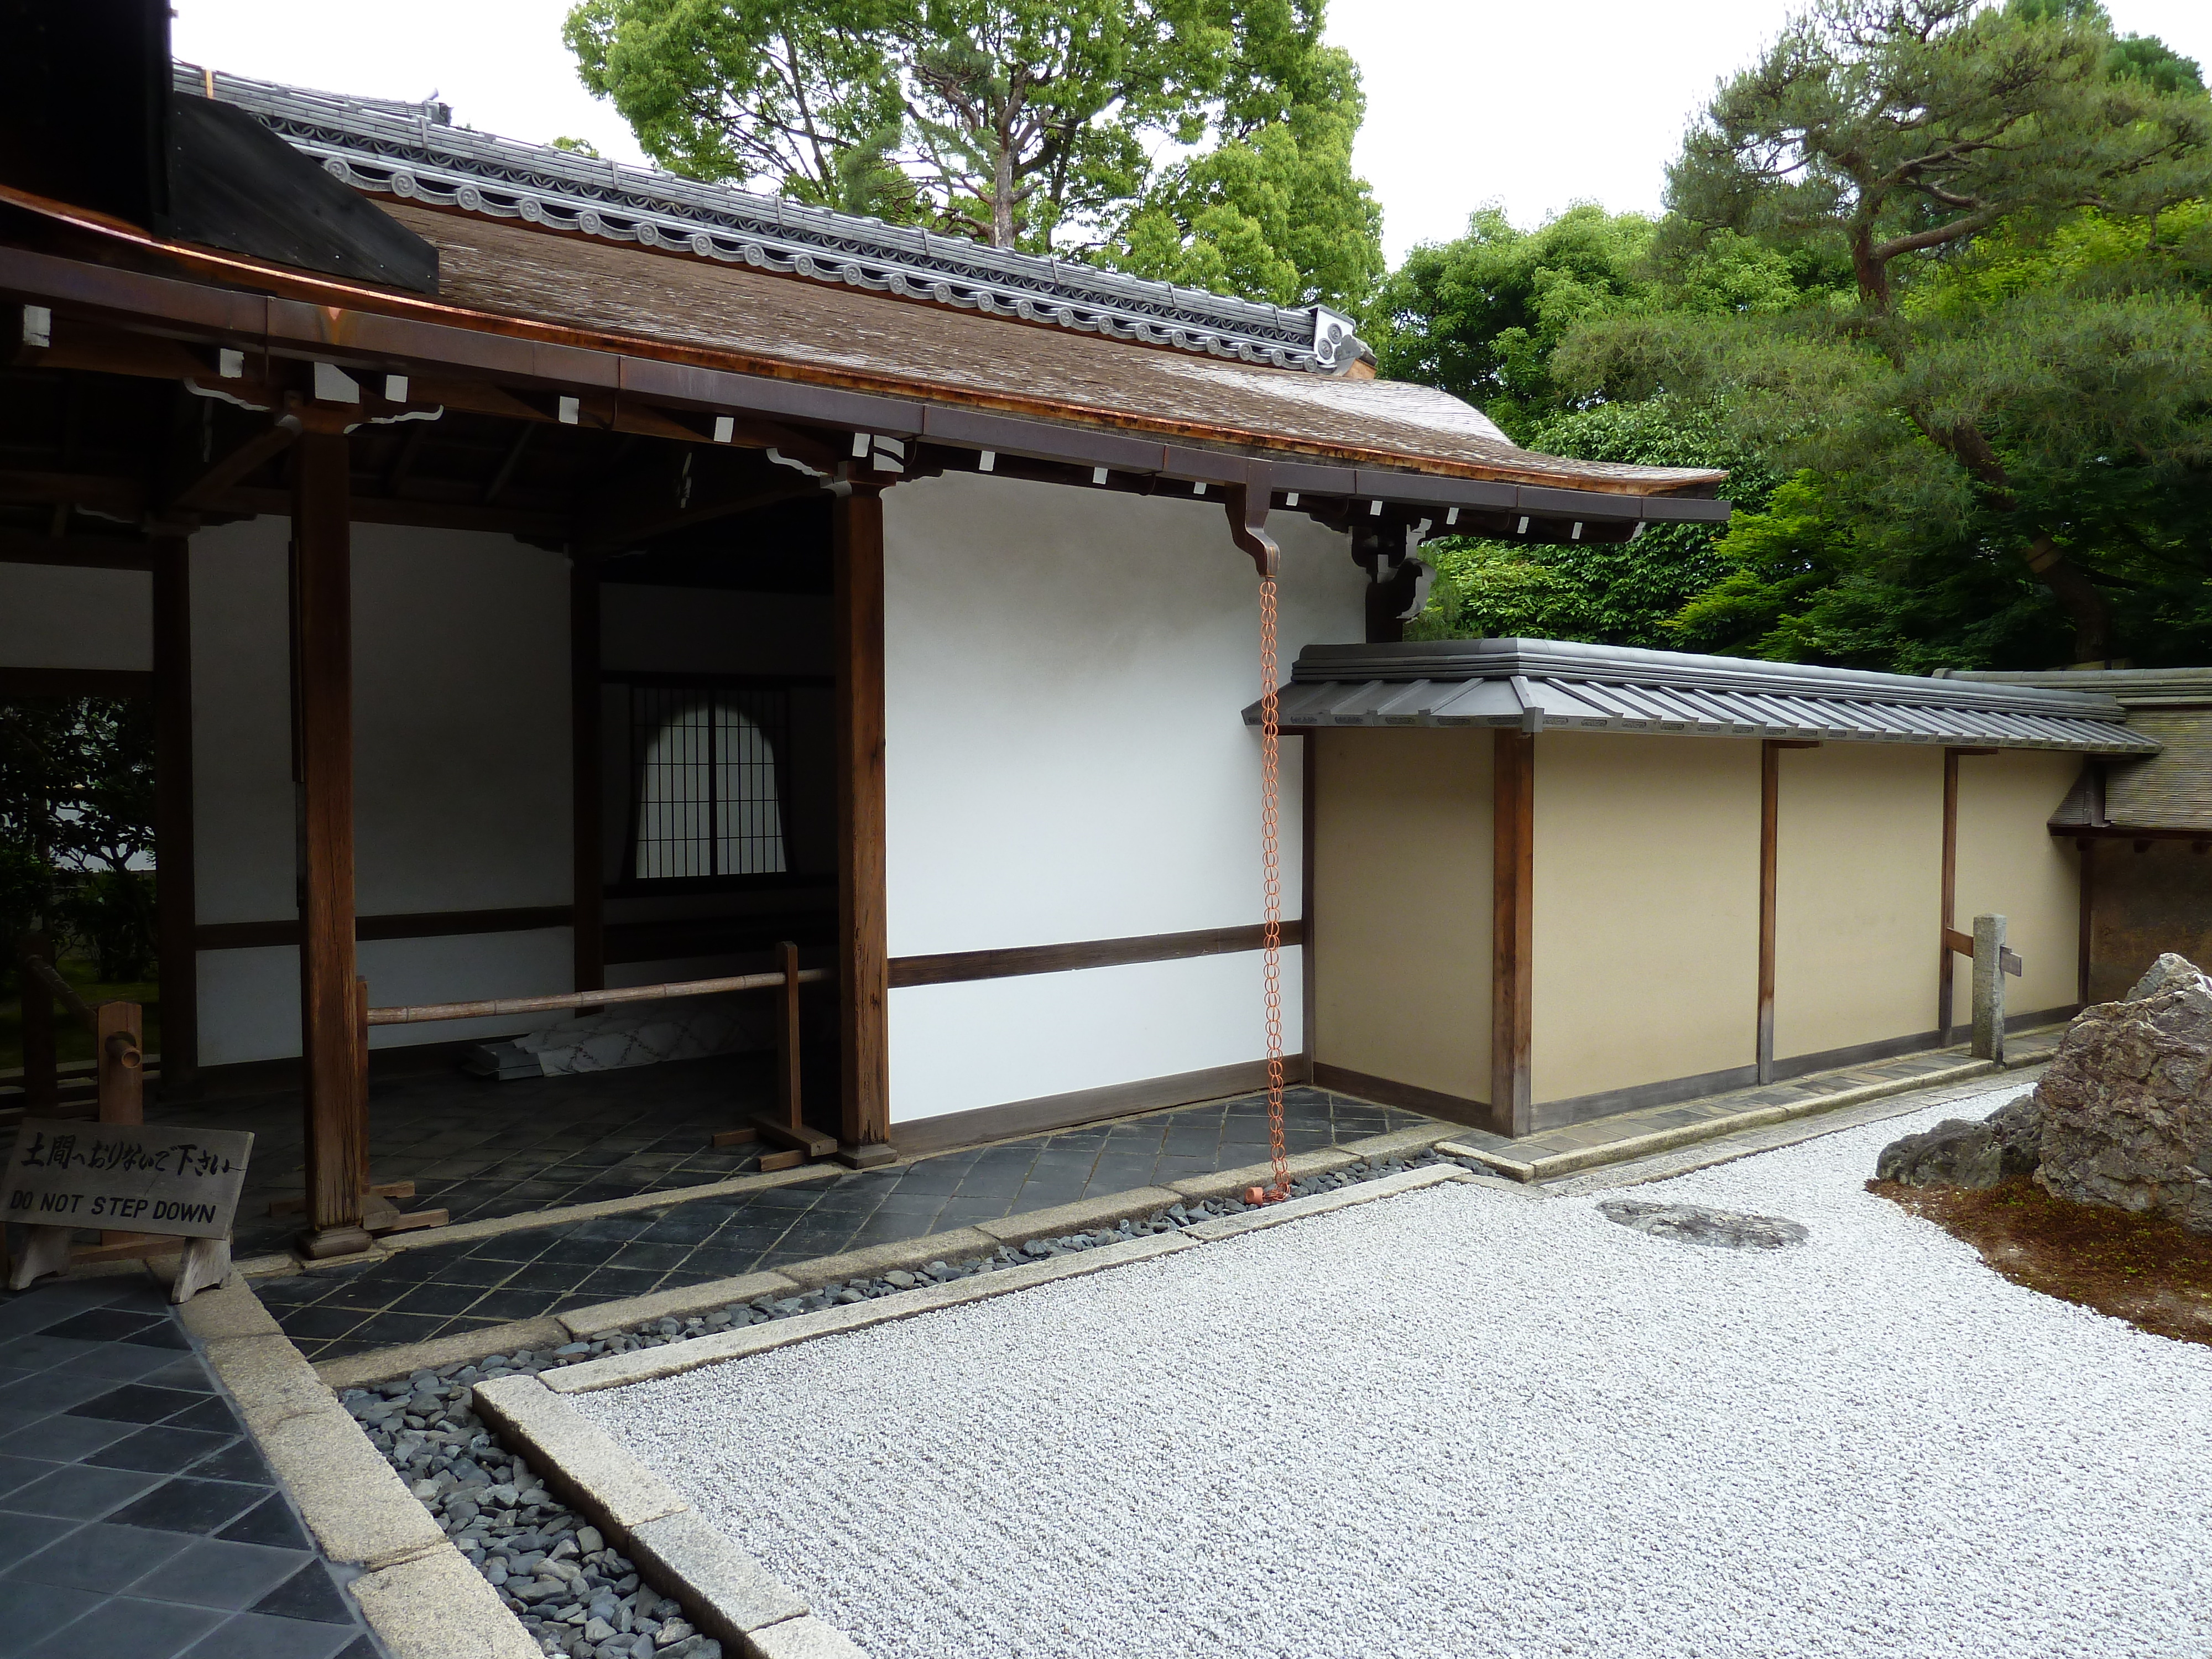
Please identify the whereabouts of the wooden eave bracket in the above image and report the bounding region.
[1225,466,1277,578]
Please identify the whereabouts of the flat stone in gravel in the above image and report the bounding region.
[1598,1198,1809,1249]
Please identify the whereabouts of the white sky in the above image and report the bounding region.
[174,0,2212,266]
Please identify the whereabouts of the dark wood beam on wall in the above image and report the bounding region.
[570,563,604,994]
[1490,729,1535,1138]
[834,484,893,1164]
[290,425,371,1256]
[151,535,198,1094]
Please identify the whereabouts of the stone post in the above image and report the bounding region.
[1971,912,2007,1063]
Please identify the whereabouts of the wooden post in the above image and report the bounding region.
[775,939,803,1131]
[1757,740,1780,1085]
[94,1001,143,1124]
[1490,730,1535,1138]
[1971,912,2007,1063]
[290,426,370,1256]
[20,930,56,1114]
[1756,740,1819,1084]
[152,533,199,1093]
[570,562,604,993]
[94,999,145,1247]
[833,486,893,1165]
[2077,837,2094,1008]
[1938,748,1960,1044]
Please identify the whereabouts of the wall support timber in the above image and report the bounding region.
[833,484,893,1165]
[570,563,604,993]
[290,426,371,1257]
[1490,729,1535,1137]
[151,534,198,1093]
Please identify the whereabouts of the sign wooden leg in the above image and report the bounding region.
[169,1235,232,1303]
[6,1224,74,1291]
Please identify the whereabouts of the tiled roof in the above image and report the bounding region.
[175,64,1364,375]
[1957,670,2212,830]
[395,204,1725,491]
[1244,639,2159,753]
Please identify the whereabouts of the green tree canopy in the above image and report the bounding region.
[1105,0,1383,307]
[1363,205,1825,440]
[564,0,1384,300]
[1554,0,2212,664]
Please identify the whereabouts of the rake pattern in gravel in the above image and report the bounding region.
[567,1086,2212,1659]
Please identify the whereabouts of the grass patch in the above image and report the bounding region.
[1872,1175,2212,1349]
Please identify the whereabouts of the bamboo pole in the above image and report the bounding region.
[366,967,831,1026]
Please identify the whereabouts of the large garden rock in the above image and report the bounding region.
[2032,955,2212,1232]
[1984,1093,2043,1178]
[1876,1119,2005,1189]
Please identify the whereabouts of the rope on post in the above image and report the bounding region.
[1247,574,1291,1205]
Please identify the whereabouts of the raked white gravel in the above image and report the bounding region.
[570,1085,2212,1659]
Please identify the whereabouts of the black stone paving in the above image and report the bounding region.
[257,1087,1428,1361]
[150,1053,776,1259]
[0,1276,383,1659]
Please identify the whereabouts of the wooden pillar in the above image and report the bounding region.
[1757,740,1780,1086]
[1937,746,1995,1045]
[1490,729,1535,1137]
[833,486,891,1160]
[1938,747,1960,1044]
[570,562,604,993]
[151,534,198,1093]
[1756,739,1818,1084]
[2077,836,2095,1007]
[20,930,55,1114]
[290,427,369,1253]
[1300,733,1318,1085]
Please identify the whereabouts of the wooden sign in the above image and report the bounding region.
[4,1120,254,1301]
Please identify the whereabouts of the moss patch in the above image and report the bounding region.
[1872,1175,2212,1349]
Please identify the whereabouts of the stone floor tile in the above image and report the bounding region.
[123,1537,315,1611]
[8,1521,194,1592]
[0,1577,90,1656]
[175,1611,359,1659]
[18,1594,225,1659]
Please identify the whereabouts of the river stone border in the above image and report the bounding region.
[335,1152,1495,1658]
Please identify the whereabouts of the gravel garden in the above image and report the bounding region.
[335,1152,1455,1658]
[539,1082,2212,1659]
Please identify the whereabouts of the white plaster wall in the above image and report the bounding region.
[188,517,573,1064]
[0,564,152,670]
[880,473,1361,1124]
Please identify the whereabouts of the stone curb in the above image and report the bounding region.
[975,1188,1182,1246]
[773,1230,997,1293]
[469,1374,814,1650]
[1182,1163,1473,1240]
[1167,1148,1359,1202]
[1441,1059,2004,1183]
[318,1317,570,1392]
[311,1142,1472,1387]
[349,1544,544,1659]
[560,1272,802,1340]
[473,1374,689,1531]
[546,1230,1203,1395]
[742,1616,868,1658]
[177,1281,539,1658]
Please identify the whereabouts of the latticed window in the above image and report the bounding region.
[629,684,789,879]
